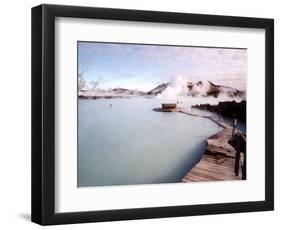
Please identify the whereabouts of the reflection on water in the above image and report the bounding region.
[78,97,226,187]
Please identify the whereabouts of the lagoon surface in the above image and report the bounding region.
[78,97,223,187]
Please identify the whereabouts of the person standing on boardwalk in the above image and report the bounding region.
[228,133,246,180]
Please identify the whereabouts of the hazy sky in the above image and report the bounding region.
[78,42,247,91]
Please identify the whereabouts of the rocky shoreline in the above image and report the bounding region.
[192,100,246,122]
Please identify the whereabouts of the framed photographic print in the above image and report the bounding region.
[31,4,274,225]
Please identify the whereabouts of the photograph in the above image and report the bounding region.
[30,4,274,225]
[78,41,247,187]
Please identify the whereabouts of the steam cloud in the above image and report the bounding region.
[157,75,212,99]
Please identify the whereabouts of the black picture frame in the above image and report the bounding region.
[31,4,274,225]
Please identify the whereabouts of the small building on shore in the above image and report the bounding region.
[162,103,177,109]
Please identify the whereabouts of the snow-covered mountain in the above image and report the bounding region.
[147,80,245,98]
[187,81,245,98]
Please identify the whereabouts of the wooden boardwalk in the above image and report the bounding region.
[153,107,244,182]
[178,109,242,182]
[179,109,243,182]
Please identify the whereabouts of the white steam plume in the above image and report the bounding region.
[157,75,189,99]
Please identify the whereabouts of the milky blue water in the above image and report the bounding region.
[78,97,223,187]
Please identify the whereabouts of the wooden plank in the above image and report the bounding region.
[183,152,242,182]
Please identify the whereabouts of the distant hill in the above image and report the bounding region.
[79,87,146,99]
[79,80,245,99]
[111,87,146,96]
[146,83,169,95]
